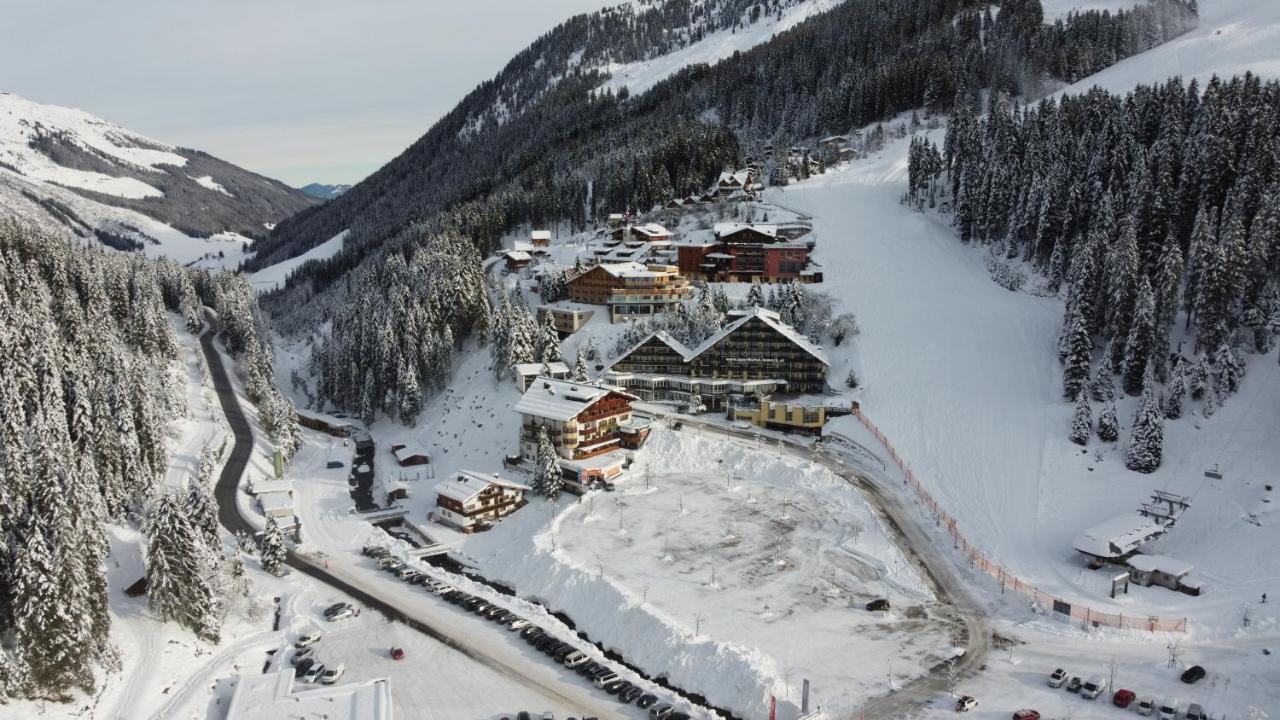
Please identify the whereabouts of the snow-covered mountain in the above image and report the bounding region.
[0,92,314,265]
[298,182,352,200]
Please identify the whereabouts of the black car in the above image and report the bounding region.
[517,713,532,720]
[866,598,891,612]
[609,681,632,696]
[553,646,576,661]
[1181,665,1206,684]
[578,661,600,676]
[590,667,613,680]
[602,679,625,694]
[636,694,658,709]
[520,626,543,639]
[621,686,644,704]
[1066,676,1083,693]
[322,602,348,616]
[294,658,315,677]
[471,602,491,614]
[668,713,691,720]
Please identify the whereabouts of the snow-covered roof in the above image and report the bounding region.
[595,261,675,279]
[1126,554,1194,576]
[224,669,392,720]
[512,241,535,252]
[628,222,671,238]
[435,470,530,505]
[714,222,778,240]
[252,479,292,495]
[531,230,552,240]
[689,307,828,365]
[1072,513,1170,559]
[257,491,293,513]
[514,377,636,422]
[392,444,431,461]
[505,250,532,261]
[514,361,570,378]
[718,170,751,185]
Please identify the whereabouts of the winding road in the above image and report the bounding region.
[196,322,629,719]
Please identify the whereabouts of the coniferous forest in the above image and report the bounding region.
[0,223,298,699]
[942,74,1280,470]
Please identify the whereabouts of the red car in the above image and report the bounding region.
[1013,711,1040,720]
[1113,689,1136,708]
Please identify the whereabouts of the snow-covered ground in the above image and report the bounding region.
[247,229,348,292]
[1053,0,1280,94]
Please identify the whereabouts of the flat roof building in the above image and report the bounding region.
[224,669,392,720]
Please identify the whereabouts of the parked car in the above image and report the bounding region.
[322,602,350,617]
[621,686,645,704]
[1066,676,1083,693]
[320,663,345,685]
[327,605,358,621]
[510,619,530,631]
[1047,668,1067,688]
[648,703,674,719]
[1012,711,1040,720]
[361,545,385,557]
[290,646,316,665]
[1136,697,1156,716]
[866,598,891,612]
[295,631,322,649]
[955,695,978,712]
[1186,703,1207,720]
[1180,665,1206,684]
[517,712,532,720]
[542,714,554,720]
[1158,697,1179,720]
[564,652,589,668]
[1113,689,1136,708]
[520,626,542,639]
[577,661,600,676]
[301,663,326,683]
[390,647,405,660]
[667,714,691,720]
[376,558,400,570]
[326,460,344,469]
[294,658,315,677]
[1081,676,1108,700]
[594,672,620,689]
[605,680,628,695]
[637,694,658,709]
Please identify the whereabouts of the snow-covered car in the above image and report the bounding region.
[1158,697,1179,720]
[327,605,358,621]
[1136,697,1156,716]
[955,695,978,712]
[290,646,316,665]
[320,663,345,685]
[301,663,325,683]
[509,619,530,631]
[1047,668,1067,688]
[294,632,322,649]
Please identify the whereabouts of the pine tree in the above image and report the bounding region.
[398,366,422,426]
[1188,356,1209,400]
[1060,302,1093,400]
[573,349,589,382]
[1097,401,1119,442]
[1121,275,1156,395]
[185,471,220,552]
[746,279,764,308]
[532,426,561,498]
[1214,343,1242,395]
[1162,364,1186,419]
[1089,360,1115,402]
[1069,393,1092,445]
[1125,375,1164,473]
[260,514,286,575]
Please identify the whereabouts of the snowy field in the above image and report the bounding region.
[463,426,956,718]
[247,229,348,292]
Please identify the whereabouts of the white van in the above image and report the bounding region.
[594,671,619,688]
[563,651,589,668]
[1158,697,1179,720]
[1081,675,1108,700]
[1186,703,1207,720]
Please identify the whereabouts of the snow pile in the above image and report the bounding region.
[596,0,841,96]
[0,92,184,199]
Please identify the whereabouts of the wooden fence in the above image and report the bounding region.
[850,408,1187,633]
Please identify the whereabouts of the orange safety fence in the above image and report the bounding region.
[850,408,1187,634]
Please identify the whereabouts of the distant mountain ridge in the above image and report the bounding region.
[0,92,314,263]
[299,183,352,200]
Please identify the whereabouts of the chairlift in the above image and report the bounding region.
[1204,464,1223,480]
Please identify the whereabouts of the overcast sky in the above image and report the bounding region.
[5,1,607,187]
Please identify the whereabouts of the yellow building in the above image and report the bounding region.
[726,396,827,435]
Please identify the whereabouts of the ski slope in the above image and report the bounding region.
[775,130,1280,639]
[1055,0,1280,94]
[597,0,841,96]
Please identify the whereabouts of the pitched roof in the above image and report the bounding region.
[531,230,552,240]
[714,222,778,239]
[689,307,828,365]
[435,470,529,504]
[514,377,636,421]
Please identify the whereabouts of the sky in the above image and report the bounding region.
[3,1,609,187]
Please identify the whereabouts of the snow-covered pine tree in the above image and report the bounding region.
[1097,401,1119,442]
[1060,303,1093,400]
[1089,360,1115,402]
[1125,374,1164,473]
[573,349,589,382]
[532,426,560,498]
[1069,393,1092,445]
[260,514,287,575]
[1188,356,1209,400]
[185,470,220,551]
[399,365,423,425]
[1121,274,1156,395]
[1214,343,1242,395]
[1162,363,1186,419]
